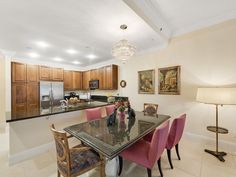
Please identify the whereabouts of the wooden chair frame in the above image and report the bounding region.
[51,124,105,177]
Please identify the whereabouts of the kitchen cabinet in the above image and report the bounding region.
[12,62,26,83]
[73,71,82,90]
[39,66,51,80]
[12,83,27,115]
[90,69,99,80]
[64,70,73,90]
[98,67,105,90]
[104,65,118,90]
[27,83,39,111]
[82,71,91,90]
[27,64,38,82]
[51,68,64,81]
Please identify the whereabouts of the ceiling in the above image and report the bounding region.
[0,0,236,67]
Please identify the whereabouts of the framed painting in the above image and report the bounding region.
[158,66,181,95]
[138,69,155,94]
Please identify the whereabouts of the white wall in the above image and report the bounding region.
[118,19,236,144]
[0,54,6,124]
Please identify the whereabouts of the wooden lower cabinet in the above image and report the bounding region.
[12,83,27,115]
[27,83,39,111]
[12,83,39,115]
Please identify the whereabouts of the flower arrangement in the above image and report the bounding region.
[115,99,129,113]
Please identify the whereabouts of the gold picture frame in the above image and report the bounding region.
[138,69,155,94]
[158,66,181,95]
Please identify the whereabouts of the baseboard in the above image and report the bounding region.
[9,141,54,166]
[184,132,236,154]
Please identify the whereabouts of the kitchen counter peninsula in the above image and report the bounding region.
[6,101,111,122]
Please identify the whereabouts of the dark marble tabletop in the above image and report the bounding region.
[6,101,111,122]
[64,112,170,159]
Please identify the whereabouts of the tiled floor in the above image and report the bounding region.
[1,124,236,177]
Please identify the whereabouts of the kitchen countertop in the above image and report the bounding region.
[6,101,111,123]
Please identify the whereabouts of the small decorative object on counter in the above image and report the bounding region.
[107,108,117,126]
[127,101,136,119]
[115,99,127,113]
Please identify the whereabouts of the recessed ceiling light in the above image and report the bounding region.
[72,61,81,65]
[28,52,39,58]
[66,49,78,55]
[35,41,50,48]
[53,57,64,62]
[86,54,97,59]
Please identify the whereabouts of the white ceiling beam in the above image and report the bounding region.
[123,0,172,42]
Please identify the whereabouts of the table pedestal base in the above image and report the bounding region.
[205,149,227,162]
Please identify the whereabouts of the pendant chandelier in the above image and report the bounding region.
[111,24,136,63]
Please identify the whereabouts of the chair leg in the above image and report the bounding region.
[118,156,123,176]
[175,144,181,160]
[157,158,163,177]
[57,170,60,177]
[167,149,174,169]
[146,168,152,177]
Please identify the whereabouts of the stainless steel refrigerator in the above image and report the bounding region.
[40,81,64,110]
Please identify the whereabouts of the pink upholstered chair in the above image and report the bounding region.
[118,121,170,177]
[85,107,102,122]
[105,104,115,116]
[166,114,186,169]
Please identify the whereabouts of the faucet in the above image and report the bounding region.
[60,100,68,108]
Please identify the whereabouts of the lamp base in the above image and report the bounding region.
[205,149,227,162]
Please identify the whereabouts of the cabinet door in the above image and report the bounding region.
[73,71,82,90]
[39,66,51,80]
[82,71,90,90]
[64,71,73,90]
[27,83,39,111]
[52,68,64,81]
[98,67,105,90]
[12,83,27,114]
[105,65,112,89]
[27,64,38,82]
[12,62,26,83]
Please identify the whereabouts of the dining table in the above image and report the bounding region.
[64,111,170,177]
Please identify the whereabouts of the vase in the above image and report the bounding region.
[118,111,125,121]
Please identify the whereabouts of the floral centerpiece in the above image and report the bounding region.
[115,99,129,114]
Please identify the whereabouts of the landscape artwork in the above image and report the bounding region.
[158,66,181,95]
[138,69,155,94]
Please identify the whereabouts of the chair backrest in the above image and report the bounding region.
[50,124,71,176]
[85,107,102,121]
[148,120,169,167]
[144,103,158,116]
[105,104,115,116]
[166,114,186,150]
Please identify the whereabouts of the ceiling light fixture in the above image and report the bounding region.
[53,57,64,62]
[73,61,81,65]
[111,24,136,63]
[86,54,97,60]
[28,52,39,58]
[66,49,78,55]
[36,41,50,48]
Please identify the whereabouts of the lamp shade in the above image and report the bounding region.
[196,88,236,105]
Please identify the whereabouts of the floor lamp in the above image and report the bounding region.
[196,88,236,162]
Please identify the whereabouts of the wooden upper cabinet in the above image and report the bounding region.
[98,67,105,90]
[90,69,99,80]
[39,66,51,80]
[12,62,26,83]
[12,83,27,115]
[51,68,64,81]
[64,70,73,90]
[27,64,38,82]
[104,65,118,90]
[73,71,82,90]
[27,83,39,111]
[82,71,90,90]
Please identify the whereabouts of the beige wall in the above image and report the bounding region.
[0,55,6,123]
[119,19,236,143]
